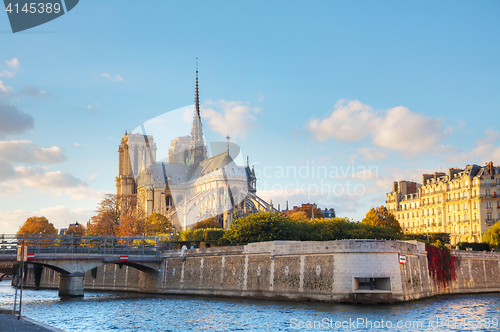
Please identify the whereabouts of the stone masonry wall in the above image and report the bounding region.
[22,240,500,303]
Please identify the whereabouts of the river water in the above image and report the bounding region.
[0,282,499,331]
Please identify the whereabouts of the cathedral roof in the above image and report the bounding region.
[191,151,246,179]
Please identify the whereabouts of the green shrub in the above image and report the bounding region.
[179,228,225,242]
[220,212,402,245]
[457,242,490,251]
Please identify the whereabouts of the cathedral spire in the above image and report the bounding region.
[189,61,207,174]
[195,59,200,118]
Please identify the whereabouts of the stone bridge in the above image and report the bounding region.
[0,234,167,296]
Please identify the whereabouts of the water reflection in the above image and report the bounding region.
[1,282,499,331]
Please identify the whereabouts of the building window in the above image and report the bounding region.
[474,225,478,232]
[464,202,467,210]
[486,189,491,197]
[449,216,452,224]
[449,205,452,212]
[497,178,500,186]
[458,215,461,222]
[464,226,468,234]
[474,213,477,221]
[486,179,491,186]
[474,201,477,209]
[464,214,468,221]
[487,201,492,208]
[487,213,492,221]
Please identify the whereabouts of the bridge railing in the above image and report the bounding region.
[0,234,176,257]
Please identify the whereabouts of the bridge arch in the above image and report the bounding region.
[30,260,159,275]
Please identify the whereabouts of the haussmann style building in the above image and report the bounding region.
[386,162,500,245]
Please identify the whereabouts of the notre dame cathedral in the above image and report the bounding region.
[115,70,274,230]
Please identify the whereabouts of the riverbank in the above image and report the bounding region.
[0,311,65,332]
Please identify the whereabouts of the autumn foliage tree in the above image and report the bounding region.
[283,204,323,219]
[17,216,57,235]
[87,194,120,235]
[65,222,86,235]
[87,194,147,235]
[362,206,401,233]
[143,213,171,235]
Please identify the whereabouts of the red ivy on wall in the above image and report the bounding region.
[425,243,457,288]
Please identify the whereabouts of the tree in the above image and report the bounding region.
[283,204,324,219]
[483,221,500,249]
[144,213,172,234]
[65,222,86,235]
[87,194,147,235]
[362,206,401,233]
[289,211,308,222]
[221,212,300,244]
[17,216,57,235]
[193,217,222,229]
[118,213,146,235]
[87,194,119,235]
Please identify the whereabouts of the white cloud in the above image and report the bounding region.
[476,128,499,146]
[65,185,109,201]
[0,70,15,78]
[372,106,445,156]
[0,58,20,79]
[6,58,20,70]
[358,147,388,161]
[444,129,500,165]
[305,99,377,142]
[0,165,109,201]
[88,173,97,182]
[101,73,124,82]
[0,80,14,94]
[0,140,66,163]
[0,205,94,234]
[201,100,261,140]
[86,105,98,114]
[305,100,447,158]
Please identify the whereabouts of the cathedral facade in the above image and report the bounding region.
[116,71,273,230]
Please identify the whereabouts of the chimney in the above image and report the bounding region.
[422,174,433,185]
[488,161,494,176]
[393,181,398,193]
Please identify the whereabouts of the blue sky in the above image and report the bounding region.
[1,1,499,233]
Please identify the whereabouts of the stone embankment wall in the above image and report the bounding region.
[24,240,500,303]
